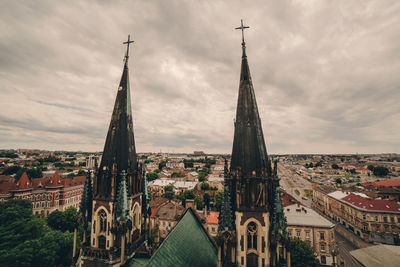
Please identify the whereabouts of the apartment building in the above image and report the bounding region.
[314,188,400,245]
[285,204,336,266]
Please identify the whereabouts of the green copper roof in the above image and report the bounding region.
[116,170,129,221]
[219,160,234,231]
[146,208,217,267]
[79,170,92,222]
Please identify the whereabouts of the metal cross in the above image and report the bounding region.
[123,35,134,59]
[235,19,249,44]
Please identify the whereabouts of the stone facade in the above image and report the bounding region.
[314,188,400,245]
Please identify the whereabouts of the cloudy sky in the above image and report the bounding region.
[0,0,399,154]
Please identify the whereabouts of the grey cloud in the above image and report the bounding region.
[0,0,399,153]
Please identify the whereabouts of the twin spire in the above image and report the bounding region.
[231,19,269,176]
[95,35,138,199]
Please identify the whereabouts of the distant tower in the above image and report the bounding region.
[217,20,289,267]
[78,35,144,267]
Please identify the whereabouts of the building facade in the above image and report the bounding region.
[0,172,84,216]
[285,204,335,266]
[314,188,400,245]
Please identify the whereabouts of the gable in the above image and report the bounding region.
[146,208,217,267]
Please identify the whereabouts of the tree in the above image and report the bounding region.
[0,199,74,267]
[146,172,159,181]
[47,207,77,232]
[165,185,175,199]
[2,165,22,175]
[201,182,210,190]
[195,196,204,210]
[158,161,167,170]
[183,190,195,200]
[214,190,223,212]
[172,172,184,178]
[332,164,339,169]
[77,169,86,176]
[183,159,194,168]
[367,165,375,171]
[373,166,389,177]
[198,172,207,182]
[290,238,319,267]
[47,210,64,231]
[203,192,211,209]
[335,178,342,184]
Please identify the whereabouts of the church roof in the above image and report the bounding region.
[146,208,217,267]
[230,39,269,176]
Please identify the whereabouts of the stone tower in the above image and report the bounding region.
[78,36,144,267]
[218,21,289,267]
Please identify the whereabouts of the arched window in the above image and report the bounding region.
[247,222,257,250]
[99,210,107,232]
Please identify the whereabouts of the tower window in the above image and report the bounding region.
[99,210,107,233]
[247,222,257,250]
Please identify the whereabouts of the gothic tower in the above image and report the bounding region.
[79,36,144,267]
[218,21,289,267]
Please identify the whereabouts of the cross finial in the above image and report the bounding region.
[123,35,134,60]
[235,19,249,45]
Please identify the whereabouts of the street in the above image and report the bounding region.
[335,230,363,267]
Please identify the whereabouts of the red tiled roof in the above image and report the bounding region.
[341,193,400,213]
[149,197,169,208]
[48,171,62,186]
[207,211,219,225]
[151,207,159,218]
[0,176,16,193]
[282,190,299,207]
[16,172,32,189]
[63,176,85,188]
[363,178,400,188]
[31,177,50,188]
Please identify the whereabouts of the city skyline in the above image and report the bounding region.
[0,1,399,154]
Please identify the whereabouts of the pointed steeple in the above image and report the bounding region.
[79,170,93,222]
[271,176,287,236]
[231,21,268,177]
[96,36,138,199]
[218,159,234,231]
[116,170,130,221]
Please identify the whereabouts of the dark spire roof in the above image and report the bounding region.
[95,38,138,198]
[230,35,269,176]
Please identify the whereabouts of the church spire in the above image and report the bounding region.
[95,35,139,199]
[231,20,269,177]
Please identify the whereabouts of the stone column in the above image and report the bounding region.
[218,246,222,267]
[73,228,78,258]
[121,234,126,264]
